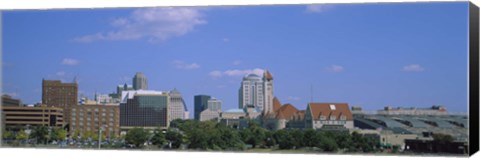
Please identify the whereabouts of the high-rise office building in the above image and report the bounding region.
[42,79,78,124]
[194,95,211,120]
[120,90,169,130]
[132,72,148,90]
[168,88,188,122]
[238,70,274,114]
[207,98,222,111]
[238,74,263,109]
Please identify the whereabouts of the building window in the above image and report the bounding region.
[340,115,346,121]
[330,116,336,121]
[329,104,336,110]
[320,116,326,120]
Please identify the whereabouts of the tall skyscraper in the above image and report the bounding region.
[238,70,274,115]
[194,95,211,120]
[42,79,78,124]
[207,98,222,111]
[168,88,188,122]
[120,90,169,130]
[133,72,148,90]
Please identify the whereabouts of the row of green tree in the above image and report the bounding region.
[125,119,379,152]
[2,126,67,144]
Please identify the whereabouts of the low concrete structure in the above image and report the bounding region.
[199,109,221,121]
[2,104,65,131]
[378,106,447,116]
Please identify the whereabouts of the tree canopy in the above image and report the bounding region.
[125,128,149,148]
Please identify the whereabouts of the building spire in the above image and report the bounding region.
[263,69,273,81]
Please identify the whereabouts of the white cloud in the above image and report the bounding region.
[223,38,230,42]
[325,65,344,73]
[209,68,264,78]
[73,7,207,43]
[61,58,79,65]
[56,71,66,76]
[209,71,223,78]
[233,60,242,65]
[305,4,329,13]
[173,60,200,70]
[403,64,425,72]
[287,96,301,101]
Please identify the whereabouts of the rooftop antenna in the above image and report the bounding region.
[73,76,78,83]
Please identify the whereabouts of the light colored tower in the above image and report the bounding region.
[238,74,264,110]
[168,88,188,122]
[262,70,274,115]
[133,72,148,90]
[207,98,222,111]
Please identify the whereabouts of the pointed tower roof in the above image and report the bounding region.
[263,69,273,81]
[273,97,281,111]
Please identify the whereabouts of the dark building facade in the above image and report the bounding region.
[120,93,169,130]
[42,79,78,125]
[194,95,211,120]
[404,139,468,155]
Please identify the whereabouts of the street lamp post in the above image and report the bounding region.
[47,127,52,145]
[25,124,31,145]
[98,125,106,149]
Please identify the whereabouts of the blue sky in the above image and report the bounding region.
[3,2,470,114]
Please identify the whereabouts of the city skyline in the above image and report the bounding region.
[3,2,469,115]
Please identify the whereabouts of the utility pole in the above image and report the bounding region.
[98,126,104,149]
